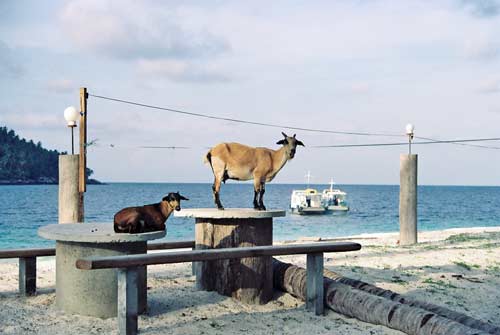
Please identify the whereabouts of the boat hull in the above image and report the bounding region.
[326,205,349,212]
[291,207,327,215]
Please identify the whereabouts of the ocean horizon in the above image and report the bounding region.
[1,182,499,249]
[77,181,500,187]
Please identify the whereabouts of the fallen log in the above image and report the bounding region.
[272,259,491,335]
[322,269,500,335]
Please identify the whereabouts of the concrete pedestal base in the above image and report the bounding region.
[38,223,165,318]
[56,241,147,318]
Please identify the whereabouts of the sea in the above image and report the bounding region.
[0,183,499,249]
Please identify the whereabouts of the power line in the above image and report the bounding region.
[88,93,403,137]
[313,137,500,148]
[86,92,500,150]
[140,146,191,149]
[83,139,191,150]
[415,136,500,150]
[90,137,500,150]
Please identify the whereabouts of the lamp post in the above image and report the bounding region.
[406,123,415,154]
[59,88,87,224]
[60,106,81,223]
[64,106,79,154]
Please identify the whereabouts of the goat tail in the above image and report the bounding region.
[203,150,212,165]
[204,150,216,175]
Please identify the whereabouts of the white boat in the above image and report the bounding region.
[322,179,349,212]
[290,188,327,215]
[290,171,327,215]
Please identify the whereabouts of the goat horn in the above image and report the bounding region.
[281,131,287,137]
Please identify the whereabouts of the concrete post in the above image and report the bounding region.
[399,154,418,245]
[59,155,81,223]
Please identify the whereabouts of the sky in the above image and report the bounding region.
[1,0,500,185]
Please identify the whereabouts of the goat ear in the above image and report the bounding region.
[296,140,305,147]
[179,195,189,201]
[276,139,287,145]
[281,131,288,138]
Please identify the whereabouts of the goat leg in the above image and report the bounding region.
[212,183,224,210]
[253,190,260,209]
[258,182,266,211]
[215,193,224,210]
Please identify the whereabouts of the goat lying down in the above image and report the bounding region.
[114,192,189,234]
[204,132,304,210]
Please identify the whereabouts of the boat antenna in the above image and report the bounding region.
[305,171,313,188]
[329,178,335,191]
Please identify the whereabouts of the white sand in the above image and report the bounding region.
[1,227,499,335]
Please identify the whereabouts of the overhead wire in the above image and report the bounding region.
[88,93,403,137]
[140,146,191,149]
[414,136,500,150]
[88,137,500,150]
[313,137,500,148]
[87,92,500,150]
[85,140,192,150]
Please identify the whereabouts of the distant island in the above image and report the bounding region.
[0,126,101,185]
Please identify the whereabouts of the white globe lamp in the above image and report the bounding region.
[64,106,79,154]
[405,123,415,154]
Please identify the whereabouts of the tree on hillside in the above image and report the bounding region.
[0,126,99,184]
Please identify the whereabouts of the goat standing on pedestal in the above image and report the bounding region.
[204,132,304,210]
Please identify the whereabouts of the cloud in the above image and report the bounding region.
[458,0,500,18]
[45,79,77,94]
[463,36,500,60]
[0,111,63,130]
[0,41,23,78]
[478,79,500,93]
[348,82,372,95]
[137,59,231,83]
[59,0,229,61]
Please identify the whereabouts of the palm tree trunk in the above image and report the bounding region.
[272,259,492,335]
[322,269,500,335]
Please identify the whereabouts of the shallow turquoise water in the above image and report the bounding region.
[0,183,499,248]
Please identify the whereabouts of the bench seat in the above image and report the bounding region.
[77,241,361,335]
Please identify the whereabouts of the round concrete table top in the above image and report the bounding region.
[38,223,165,243]
[174,208,286,219]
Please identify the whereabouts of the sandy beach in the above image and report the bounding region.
[1,226,499,335]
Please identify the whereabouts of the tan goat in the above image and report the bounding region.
[204,132,304,210]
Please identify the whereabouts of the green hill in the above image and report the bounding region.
[0,126,99,185]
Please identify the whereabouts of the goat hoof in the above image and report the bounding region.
[217,206,224,210]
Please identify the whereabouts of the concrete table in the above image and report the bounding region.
[38,223,165,318]
[175,208,285,304]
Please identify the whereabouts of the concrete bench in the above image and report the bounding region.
[76,241,361,335]
[0,241,195,296]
